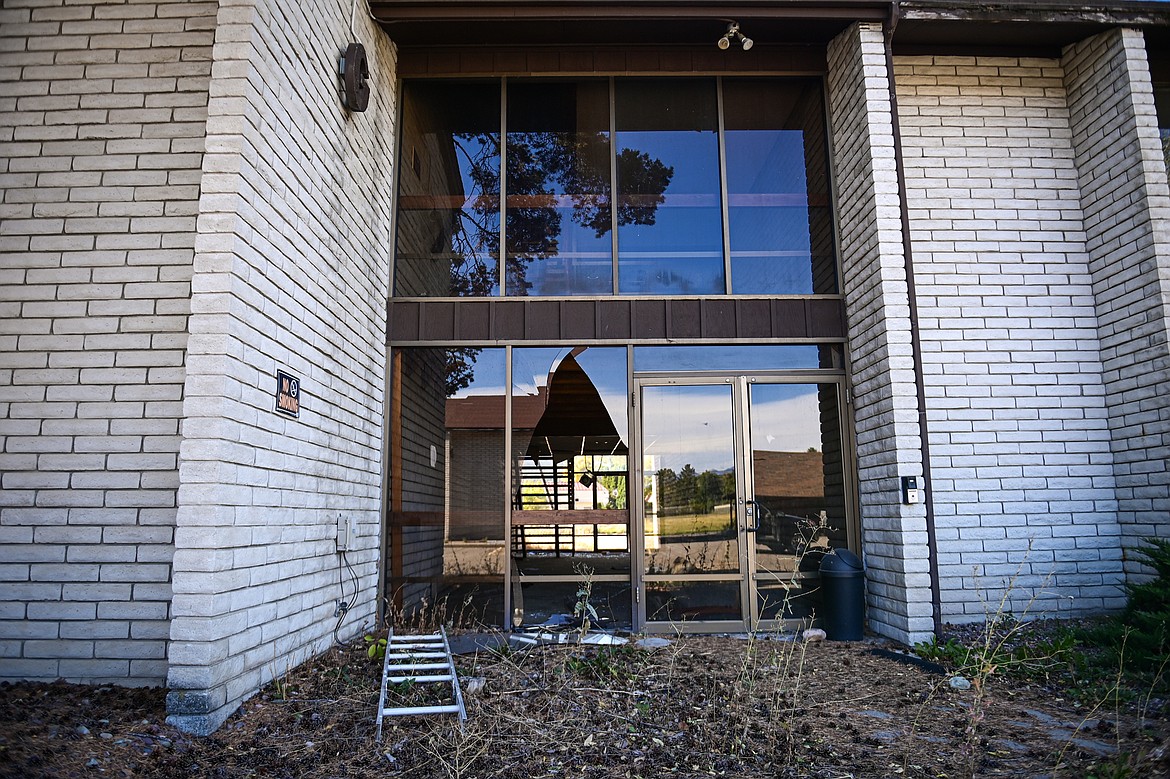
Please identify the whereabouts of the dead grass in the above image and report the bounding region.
[0,629,1167,779]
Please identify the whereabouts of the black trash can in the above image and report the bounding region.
[819,548,865,640]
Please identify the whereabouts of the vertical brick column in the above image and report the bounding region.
[1064,28,1170,570]
[896,54,1124,619]
[165,0,396,734]
[0,0,216,686]
[827,23,934,645]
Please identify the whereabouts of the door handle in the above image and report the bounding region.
[745,500,765,533]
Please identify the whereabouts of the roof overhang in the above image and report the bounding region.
[894,1,1170,55]
[370,1,1170,55]
[370,1,889,47]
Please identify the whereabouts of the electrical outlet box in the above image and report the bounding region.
[336,515,359,551]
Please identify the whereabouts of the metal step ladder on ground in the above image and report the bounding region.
[375,627,467,739]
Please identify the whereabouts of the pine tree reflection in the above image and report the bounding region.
[448,130,673,296]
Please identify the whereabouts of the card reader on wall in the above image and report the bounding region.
[901,476,922,505]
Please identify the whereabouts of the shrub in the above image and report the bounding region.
[1078,537,1170,693]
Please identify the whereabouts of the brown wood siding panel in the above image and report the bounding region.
[387,297,844,343]
[525,300,561,338]
[659,50,694,72]
[495,50,527,72]
[594,50,627,72]
[562,300,597,339]
[771,299,808,338]
[528,50,561,72]
[460,51,495,73]
[397,46,826,77]
[561,50,596,72]
[598,299,631,339]
[457,300,491,339]
[736,298,772,338]
[808,298,845,338]
[389,300,420,341]
[389,351,404,610]
[493,300,525,339]
[426,51,461,74]
[667,299,701,339]
[690,49,729,71]
[626,50,663,72]
[420,301,455,340]
[701,299,736,339]
[632,299,667,339]
[390,511,446,527]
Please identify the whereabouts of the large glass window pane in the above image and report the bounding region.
[645,582,742,623]
[642,384,739,575]
[748,383,848,621]
[510,348,630,591]
[633,345,826,373]
[393,76,839,300]
[506,80,613,296]
[516,582,632,630]
[615,78,724,295]
[394,81,501,297]
[723,79,837,294]
[392,348,507,627]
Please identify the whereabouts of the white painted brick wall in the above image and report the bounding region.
[896,53,1126,620]
[164,0,395,734]
[1062,29,1170,571]
[0,0,216,685]
[828,23,934,646]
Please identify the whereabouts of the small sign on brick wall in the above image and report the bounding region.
[276,370,301,418]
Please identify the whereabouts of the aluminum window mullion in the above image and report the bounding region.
[628,344,641,629]
[716,76,733,295]
[513,575,631,583]
[503,344,512,629]
[819,76,844,296]
[609,76,619,295]
[733,376,754,624]
[641,574,746,582]
[499,77,508,297]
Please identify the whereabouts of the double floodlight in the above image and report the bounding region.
[717,21,753,51]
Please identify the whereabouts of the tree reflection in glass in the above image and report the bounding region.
[395,79,677,298]
[506,81,610,295]
[506,80,673,296]
[448,134,501,297]
[394,81,501,297]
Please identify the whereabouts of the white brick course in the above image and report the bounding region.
[1062,29,1170,569]
[1,0,216,686]
[896,51,1126,620]
[164,0,395,734]
[829,23,935,646]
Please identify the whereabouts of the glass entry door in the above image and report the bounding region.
[639,381,745,630]
[636,376,849,632]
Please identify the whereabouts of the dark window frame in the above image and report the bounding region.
[392,74,840,300]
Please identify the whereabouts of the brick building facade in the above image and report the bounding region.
[2,0,1169,735]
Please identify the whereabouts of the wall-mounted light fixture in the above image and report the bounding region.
[340,42,370,112]
[717,21,753,51]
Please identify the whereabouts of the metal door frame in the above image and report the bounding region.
[632,372,851,633]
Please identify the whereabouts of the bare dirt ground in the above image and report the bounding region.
[1,627,1167,779]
